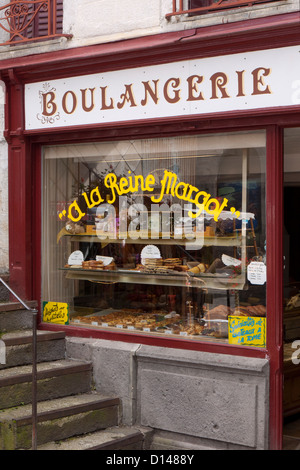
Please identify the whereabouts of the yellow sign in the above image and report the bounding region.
[228,315,266,348]
[43,301,69,325]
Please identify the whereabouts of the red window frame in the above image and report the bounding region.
[166,0,280,17]
[28,118,284,450]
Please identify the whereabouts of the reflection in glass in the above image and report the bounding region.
[42,131,266,345]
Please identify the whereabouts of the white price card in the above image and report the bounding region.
[247,261,266,285]
[141,245,161,265]
[68,250,84,266]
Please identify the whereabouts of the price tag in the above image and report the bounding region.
[68,250,84,266]
[96,255,114,266]
[141,245,161,265]
[247,261,266,285]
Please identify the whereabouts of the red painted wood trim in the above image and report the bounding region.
[266,125,284,450]
[7,79,33,300]
[31,143,42,308]
[37,322,267,358]
[27,117,288,451]
[23,106,300,140]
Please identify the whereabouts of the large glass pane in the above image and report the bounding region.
[42,131,266,346]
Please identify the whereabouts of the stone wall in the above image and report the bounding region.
[66,337,269,450]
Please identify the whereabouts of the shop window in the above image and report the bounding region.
[166,0,278,18]
[189,0,219,11]
[42,130,267,347]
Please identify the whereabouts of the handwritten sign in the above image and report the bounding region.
[43,301,69,325]
[247,261,266,285]
[68,250,84,266]
[141,245,161,263]
[228,315,266,347]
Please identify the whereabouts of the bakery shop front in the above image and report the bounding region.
[3,17,300,450]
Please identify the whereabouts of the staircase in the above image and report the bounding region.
[0,301,152,450]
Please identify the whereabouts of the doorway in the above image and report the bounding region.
[282,127,300,450]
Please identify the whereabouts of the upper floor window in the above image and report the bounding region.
[0,0,70,46]
[166,0,278,18]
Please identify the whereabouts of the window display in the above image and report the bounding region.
[42,130,267,346]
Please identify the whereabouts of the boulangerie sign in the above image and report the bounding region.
[24,45,300,130]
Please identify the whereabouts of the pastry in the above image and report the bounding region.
[188,266,200,274]
[82,260,104,270]
[204,304,232,320]
[206,258,223,273]
[188,263,207,274]
[244,305,266,317]
[232,306,251,316]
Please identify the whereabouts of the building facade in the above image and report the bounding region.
[0,0,300,450]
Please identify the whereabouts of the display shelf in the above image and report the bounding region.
[62,267,246,289]
[65,233,242,247]
[68,318,228,342]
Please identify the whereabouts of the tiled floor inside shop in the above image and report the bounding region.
[283,414,300,450]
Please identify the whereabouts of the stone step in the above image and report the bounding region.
[0,359,92,408]
[0,302,38,332]
[0,330,66,369]
[37,426,154,450]
[0,393,120,450]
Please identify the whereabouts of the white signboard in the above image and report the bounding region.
[25,45,300,130]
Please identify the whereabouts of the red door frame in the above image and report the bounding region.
[266,125,284,450]
[2,13,300,449]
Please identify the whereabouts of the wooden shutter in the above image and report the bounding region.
[189,0,215,8]
[11,0,63,41]
[36,0,63,37]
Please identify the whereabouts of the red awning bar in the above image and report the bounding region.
[0,0,71,46]
[166,0,281,18]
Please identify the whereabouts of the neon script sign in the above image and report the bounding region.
[58,169,240,223]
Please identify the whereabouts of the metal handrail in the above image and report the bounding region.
[0,277,38,450]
